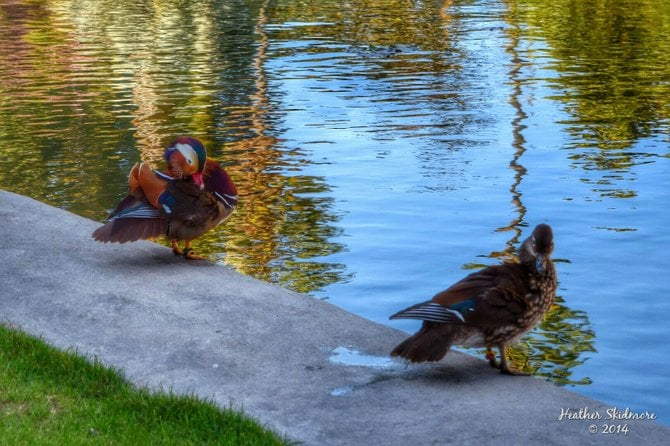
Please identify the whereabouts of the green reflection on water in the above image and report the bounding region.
[505,296,596,385]
[510,0,670,153]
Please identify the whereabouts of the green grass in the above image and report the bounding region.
[0,324,289,445]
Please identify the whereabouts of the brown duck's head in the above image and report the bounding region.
[521,223,554,273]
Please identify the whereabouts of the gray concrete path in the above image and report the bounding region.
[1,189,667,445]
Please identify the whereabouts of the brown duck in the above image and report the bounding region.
[390,224,557,375]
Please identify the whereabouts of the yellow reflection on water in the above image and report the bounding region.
[504,296,596,386]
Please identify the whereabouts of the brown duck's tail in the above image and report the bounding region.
[391,322,456,363]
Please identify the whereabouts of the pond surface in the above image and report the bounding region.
[1,0,669,424]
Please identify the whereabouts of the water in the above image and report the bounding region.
[329,347,395,369]
[1,0,669,424]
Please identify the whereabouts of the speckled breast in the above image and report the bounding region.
[484,270,557,347]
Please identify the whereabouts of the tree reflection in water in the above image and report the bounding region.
[3,0,670,403]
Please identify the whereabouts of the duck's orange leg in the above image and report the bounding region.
[171,240,183,255]
[171,240,206,260]
[485,346,499,368]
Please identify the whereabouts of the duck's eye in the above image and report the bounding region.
[187,159,192,164]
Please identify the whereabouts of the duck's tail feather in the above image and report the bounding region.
[391,322,456,363]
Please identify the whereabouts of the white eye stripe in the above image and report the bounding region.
[174,143,197,167]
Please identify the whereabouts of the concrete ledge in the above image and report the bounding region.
[1,189,667,445]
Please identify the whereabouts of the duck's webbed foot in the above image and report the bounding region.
[182,246,207,260]
[170,240,205,259]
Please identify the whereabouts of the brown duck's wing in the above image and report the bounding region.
[107,192,146,219]
[390,300,468,324]
[92,218,167,243]
[436,264,531,327]
[92,203,167,243]
[391,264,530,328]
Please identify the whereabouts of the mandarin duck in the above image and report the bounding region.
[390,224,557,375]
[92,136,238,259]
